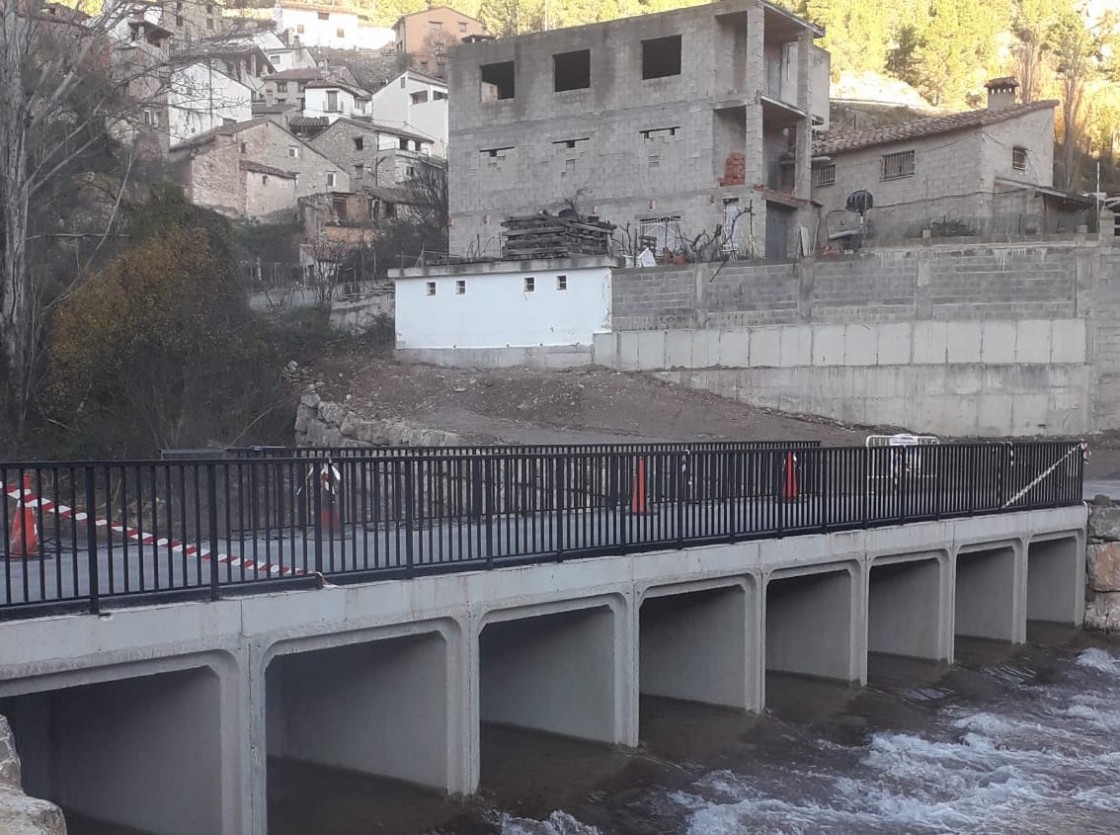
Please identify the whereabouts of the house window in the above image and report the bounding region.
[456,279,466,295]
[641,35,682,79]
[813,164,836,187]
[385,202,396,217]
[143,109,159,127]
[638,216,683,255]
[337,28,345,38]
[459,21,468,33]
[648,152,660,168]
[288,146,299,158]
[261,175,269,185]
[553,50,590,92]
[206,18,214,30]
[1012,146,1028,171]
[434,90,448,101]
[480,61,515,101]
[411,90,429,104]
[524,277,535,292]
[353,136,364,151]
[430,21,443,32]
[318,11,329,20]
[406,165,416,177]
[426,281,436,296]
[270,54,281,63]
[296,24,305,34]
[176,14,183,25]
[327,91,339,111]
[277,81,288,92]
[353,163,364,178]
[880,150,916,181]
[327,172,336,188]
[556,275,567,291]
[400,137,408,150]
[240,142,247,154]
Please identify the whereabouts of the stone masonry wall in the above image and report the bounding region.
[1085,499,1120,632]
[0,715,67,835]
[295,389,463,447]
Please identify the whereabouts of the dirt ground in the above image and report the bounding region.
[307,352,1120,478]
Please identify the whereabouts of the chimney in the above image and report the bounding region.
[984,77,1020,110]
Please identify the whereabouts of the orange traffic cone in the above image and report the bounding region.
[630,458,649,514]
[319,465,341,534]
[9,473,39,557]
[781,452,799,502]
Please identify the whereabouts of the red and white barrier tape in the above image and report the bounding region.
[2,479,301,576]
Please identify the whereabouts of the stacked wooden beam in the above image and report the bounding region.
[500,214,616,260]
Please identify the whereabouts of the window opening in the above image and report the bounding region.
[813,164,836,187]
[554,137,589,149]
[638,216,683,257]
[353,136,364,150]
[524,277,535,292]
[641,35,682,80]
[880,150,916,181]
[640,126,678,140]
[426,281,436,296]
[1012,146,1028,171]
[556,275,567,291]
[553,50,591,92]
[326,172,336,188]
[456,280,466,294]
[480,61,515,101]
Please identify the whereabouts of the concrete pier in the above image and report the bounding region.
[0,505,1087,835]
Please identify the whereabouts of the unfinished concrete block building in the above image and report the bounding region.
[447,0,829,261]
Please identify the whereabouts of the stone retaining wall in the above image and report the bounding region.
[1085,499,1120,632]
[294,389,463,448]
[0,715,67,835]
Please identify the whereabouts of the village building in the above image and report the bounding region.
[447,0,830,261]
[271,1,393,51]
[811,78,1090,246]
[308,117,439,189]
[303,79,373,123]
[166,62,254,146]
[392,6,488,78]
[254,32,318,73]
[169,118,350,221]
[370,69,450,155]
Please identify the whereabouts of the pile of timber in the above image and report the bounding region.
[500,214,617,260]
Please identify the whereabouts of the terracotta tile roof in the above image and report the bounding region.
[813,100,1058,156]
[268,68,326,81]
[169,119,267,150]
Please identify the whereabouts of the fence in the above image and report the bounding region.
[2,441,1083,619]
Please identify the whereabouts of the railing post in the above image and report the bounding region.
[861,447,870,528]
[207,463,220,602]
[403,459,416,576]
[312,462,324,576]
[84,467,100,615]
[676,453,687,548]
[555,456,565,559]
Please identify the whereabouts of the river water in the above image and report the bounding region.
[421,627,1120,835]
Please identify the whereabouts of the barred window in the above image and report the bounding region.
[880,150,916,181]
[812,164,836,187]
[1012,146,1028,171]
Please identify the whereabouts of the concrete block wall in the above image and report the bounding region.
[600,240,1120,436]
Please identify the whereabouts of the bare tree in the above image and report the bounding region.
[0,1,227,432]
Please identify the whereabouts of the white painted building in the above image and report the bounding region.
[391,258,615,367]
[168,62,253,146]
[272,2,393,50]
[303,81,372,123]
[370,69,448,155]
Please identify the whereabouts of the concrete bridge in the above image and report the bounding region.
[0,442,1087,834]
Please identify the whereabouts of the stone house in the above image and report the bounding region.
[169,119,350,221]
[370,69,449,154]
[308,117,437,190]
[392,6,488,78]
[810,79,1084,247]
[448,0,830,261]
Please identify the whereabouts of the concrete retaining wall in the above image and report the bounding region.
[596,240,1120,436]
[1086,499,1120,632]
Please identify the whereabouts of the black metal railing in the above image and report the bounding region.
[1,441,1083,619]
